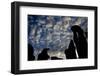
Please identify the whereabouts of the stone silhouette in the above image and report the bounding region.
[51,57,63,60]
[85,32,88,38]
[38,48,50,60]
[65,40,77,59]
[71,25,88,58]
[28,44,35,61]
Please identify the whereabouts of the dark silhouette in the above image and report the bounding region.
[85,32,88,38]
[71,25,88,58]
[65,40,77,59]
[38,48,50,60]
[28,44,35,61]
[51,57,63,60]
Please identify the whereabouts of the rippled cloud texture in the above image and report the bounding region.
[28,15,88,60]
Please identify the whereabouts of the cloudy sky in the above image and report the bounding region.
[28,15,88,58]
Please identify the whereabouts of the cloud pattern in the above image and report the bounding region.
[28,15,88,57]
